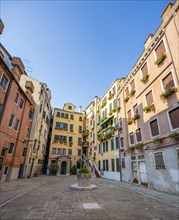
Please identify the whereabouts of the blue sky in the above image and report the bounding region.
[1,0,173,111]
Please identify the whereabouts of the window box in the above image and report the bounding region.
[101,102,106,108]
[108,93,114,100]
[54,140,58,143]
[160,86,177,101]
[124,96,129,103]
[130,89,136,97]
[127,147,135,153]
[133,114,140,120]
[135,143,144,150]
[143,104,155,113]
[153,137,163,144]
[155,53,166,66]
[141,74,149,84]
[101,116,107,122]
[127,118,134,125]
[109,111,113,116]
[112,108,117,113]
[168,132,179,141]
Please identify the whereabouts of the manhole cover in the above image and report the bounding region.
[83,203,100,209]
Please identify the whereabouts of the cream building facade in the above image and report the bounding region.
[20,75,52,177]
[48,104,84,175]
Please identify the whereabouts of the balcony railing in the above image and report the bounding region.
[97,126,115,142]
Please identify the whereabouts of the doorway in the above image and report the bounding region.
[61,161,67,174]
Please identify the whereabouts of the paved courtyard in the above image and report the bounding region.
[0,175,179,220]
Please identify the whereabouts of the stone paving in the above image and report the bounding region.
[0,175,179,220]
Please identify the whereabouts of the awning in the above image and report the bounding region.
[100,116,114,126]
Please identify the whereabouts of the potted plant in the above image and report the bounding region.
[48,164,59,175]
[153,137,163,144]
[160,86,177,101]
[143,104,155,113]
[133,114,140,120]
[135,143,144,150]
[169,132,179,141]
[141,74,149,84]
[127,118,134,125]
[130,89,136,97]
[70,165,77,175]
[77,167,91,187]
[124,96,129,103]
[155,53,166,65]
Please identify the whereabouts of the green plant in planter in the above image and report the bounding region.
[127,118,134,125]
[133,114,140,120]
[141,74,149,84]
[127,147,135,153]
[153,137,163,144]
[160,86,177,101]
[155,53,166,65]
[48,164,59,175]
[135,143,144,150]
[124,96,129,103]
[130,89,136,97]
[143,104,155,113]
[77,167,90,179]
[70,165,77,175]
[169,132,179,140]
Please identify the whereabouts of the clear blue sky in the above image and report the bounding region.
[1,0,173,111]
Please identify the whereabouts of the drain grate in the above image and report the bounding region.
[83,203,101,209]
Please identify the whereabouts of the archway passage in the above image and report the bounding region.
[61,161,67,175]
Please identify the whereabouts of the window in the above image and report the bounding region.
[106,160,109,171]
[70,124,73,131]
[116,158,120,172]
[70,114,74,120]
[111,159,115,172]
[146,90,154,105]
[109,103,112,112]
[19,98,24,109]
[103,142,105,153]
[155,40,166,58]
[113,99,117,108]
[141,62,148,76]
[14,118,20,131]
[106,141,108,152]
[79,116,82,121]
[68,149,72,155]
[127,110,132,119]
[119,118,122,128]
[8,143,14,154]
[98,161,101,171]
[26,128,31,139]
[112,86,116,94]
[4,167,8,174]
[103,160,105,171]
[105,108,107,117]
[115,137,119,149]
[129,132,135,145]
[111,139,114,150]
[78,149,81,156]
[176,149,179,161]
[29,111,33,120]
[39,103,42,113]
[0,103,3,120]
[15,93,19,103]
[133,104,138,115]
[118,97,121,108]
[125,87,129,97]
[43,111,46,119]
[120,137,124,148]
[90,132,92,138]
[79,125,82,132]
[68,105,72,110]
[168,106,179,130]
[154,152,165,169]
[162,72,175,90]
[122,158,125,168]
[149,119,160,137]
[56,122,68,130]
[59,136,67,142]
[0,74,8,91]
[98,144,101,154]
[78,138,82,144]
[57,148,61,155]
[22,148,27,157]
[136,128,142,142]
[54,135,60,141]
[62,149,66,155]
[52,148,57,154]
[69,136,73,143]
[130,80,135,91]
[8,114,14,127]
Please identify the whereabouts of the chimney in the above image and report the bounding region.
[11,57,26,82]
[161,3,173,21]
[25,81,34,96]
[144,34,153,49]
[0,19,4,35]
[79,106,82,113]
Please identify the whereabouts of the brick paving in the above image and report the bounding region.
[0,175,179,219]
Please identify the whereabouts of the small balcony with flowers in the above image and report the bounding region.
[97,125,115,142]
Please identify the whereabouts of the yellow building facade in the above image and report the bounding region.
[48,104,84,175]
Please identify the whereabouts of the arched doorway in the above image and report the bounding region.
[61,161,67,175]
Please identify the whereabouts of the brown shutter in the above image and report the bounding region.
[169,107,179,129]
[126,87,129,97]
[130,80,135,90]
[146,91,154,105]
[141,63,148,76]
[128,110,132,119]
[163,73,174,89]
[120,137,124,148]
[118,97,121,107]
[155,41,166,57]
[133,104,138,115]
[130,132,134,144]
[136,128,142,142]
[150,119,159,136]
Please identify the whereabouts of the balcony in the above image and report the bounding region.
[82,141,89,147]
[82,129,89,137]
[97,126,115,142]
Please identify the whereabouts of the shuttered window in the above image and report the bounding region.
[111,159,115,172]
[154,152,165,169]
[150,119,159,137]
[120,137,124,148]
[130,80,135,90]
[141,62,148,76]
[127,110,132,119]
[168,106,179,130]
[118,97,121,107]
[155,40,166,58]
[136,128,142,142]
[162,72,175,90]
[146,90,154,105]
[116,158,120,172]
[125,87,129,97]
[133,104,138,115]
[129,132,134,145]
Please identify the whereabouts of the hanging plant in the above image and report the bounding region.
[130,89,136,97]
[169,132,179,140]
[135,143,144,150]
[133,114,140,120]
[124,96,129,103]
[143,104,155,113]
[160,86,177,101]
[155,53,166,65]
[141,74,149,84]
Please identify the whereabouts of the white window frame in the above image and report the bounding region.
[160,69,176,92]
[148,117,161,138]
[130,79,135,92]
[167,104,179,131]
[0,73,9,92]
[154,151,166,170]
[140,60,150,79]
[144,88,155,106]
[154,38,168,61]
[133,103,139,116]
[129,132,135,146]
[135,127,143,143]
